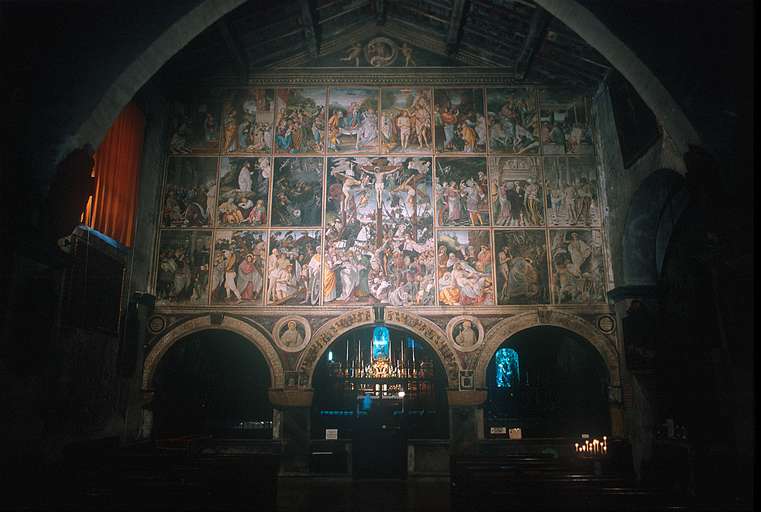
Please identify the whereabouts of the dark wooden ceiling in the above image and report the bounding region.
[157,0,612,89]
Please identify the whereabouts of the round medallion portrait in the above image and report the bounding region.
[273,316,311,352]
[447,315,484,352]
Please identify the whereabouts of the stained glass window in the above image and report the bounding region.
[495,348,520,388]
[372,326,390,360]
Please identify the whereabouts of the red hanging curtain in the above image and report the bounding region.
[82,101,145,247]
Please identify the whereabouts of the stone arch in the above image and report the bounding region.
[622,169,688,286]
[61,0,246,166]
[143,314,284,390]
[475,311,620,390]
[297,308,460,389]
[534,0,701,155]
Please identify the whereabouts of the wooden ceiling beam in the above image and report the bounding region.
[514,6,551,79]
[446,0,468,54]
[298,0,319,58]
[215,17,248,82]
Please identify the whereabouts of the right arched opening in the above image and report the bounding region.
[484,325,610,439]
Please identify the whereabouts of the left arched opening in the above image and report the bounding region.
[484,325,611,439]
[152,329,272,440]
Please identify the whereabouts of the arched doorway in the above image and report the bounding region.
[152,329,273,440]
[311,324,449,478]
[484,326,611,439]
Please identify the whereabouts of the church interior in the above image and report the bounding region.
[0,0,753,510]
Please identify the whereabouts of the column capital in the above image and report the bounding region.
[447,390,487,407]
[269,389,314,408]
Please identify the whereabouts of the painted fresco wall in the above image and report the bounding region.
[155,86,609,309]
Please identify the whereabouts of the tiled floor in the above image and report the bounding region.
[277,477,450,512]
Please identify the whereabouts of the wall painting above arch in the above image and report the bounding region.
[434,88,486,153]
[550,229,606,304]
[325,156,435,306]
[328,88,379,154]
[161,157,218,228]
[217,156,271,227]
[168,97,221,155]
[489,156,545,227]
[211,230,266,305]
[155,230,212,306]
[274,88,327,155]
[486,88,540,155]
[222,88,275,155]
[271,157,324,227]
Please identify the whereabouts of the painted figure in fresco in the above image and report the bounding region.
[551,230,602,304]
[400,43,416,67]
[222,249,242,303]
[267,232,321,305]
[498,246,511,302]
[440,107,457,150]
[271,158,322,227]
[238,161,252,192]
[324,157,434,307]
[275,90,325,154]
[281,321,304,347]
[437,159,489,226]
[340,43,363,66]
[237,253,262,301]
[488,92,539,154]
[455,320,477,347]
[397,110,411,150]
[303,245,322,305]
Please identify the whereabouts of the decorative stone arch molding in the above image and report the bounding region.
[297,308,375,387]
[384,308,460,389]
[296,308,460,389]
[475,310,620,390]
[142,314,284,390]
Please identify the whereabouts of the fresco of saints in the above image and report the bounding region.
[486,88,540,154]
[490,156,545,227]
[540,90,594,155]
[274,88,326,154]
[434,88,486,153]
[161,157,218,228]
[222,88,274,154]
[328,88,379,153]
[271,157,324,227]
[155,231,212,306]
[544,155,600,226]
[211,230,266,305]
[436,230,494,306]
[380,88,433,154]
[167,98,221,155]
[324,156,435,306]
[550,229,606,304]
[280,320,305,347]
[216,157,270,228]
[494,230,549,305]
[435,157,490,226]
[266,230,322,306]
